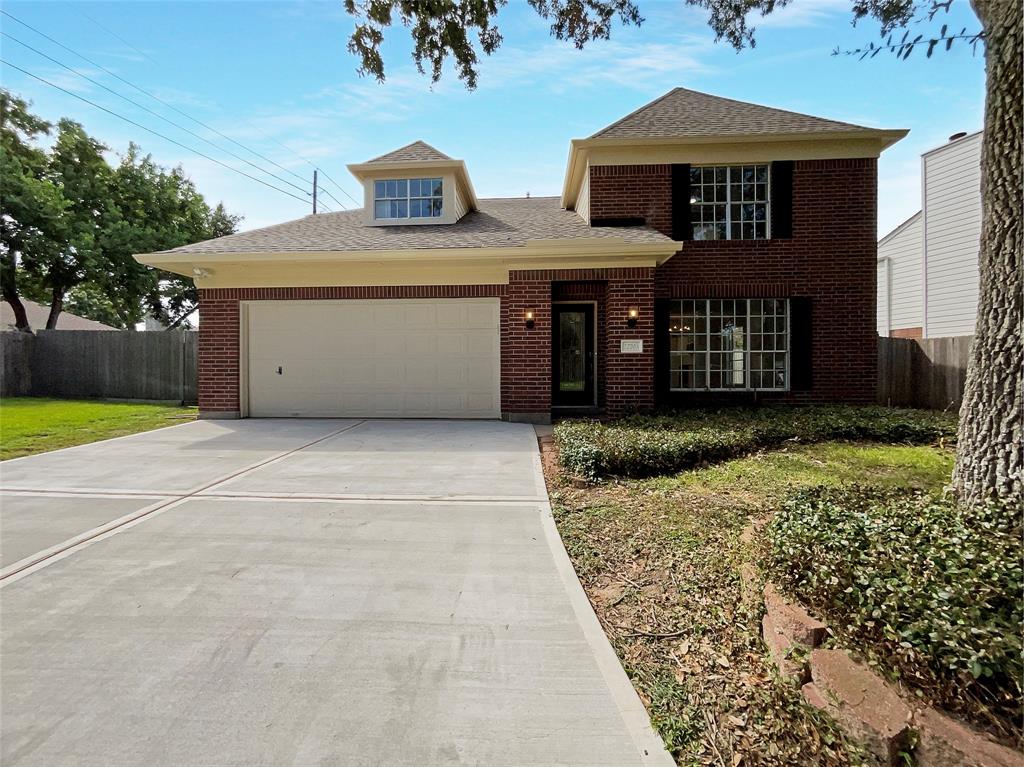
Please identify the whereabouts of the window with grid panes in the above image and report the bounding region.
[373,178,443,220]
[668,299,789,390]
[689,165,769,240]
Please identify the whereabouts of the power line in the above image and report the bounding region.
[2,32,312,198]
[315,166,361,207]
[1,59,312,206]
[78,10,159,67]
[1,9,313,188]
[317,186,348,211]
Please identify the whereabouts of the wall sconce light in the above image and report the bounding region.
[525,309,535,329]
[627,306,639,328]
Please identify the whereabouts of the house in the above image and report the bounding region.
[136,88,905,422]
[877,131,982,338]
[1,299,118,331]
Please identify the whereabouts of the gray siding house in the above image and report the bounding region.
[877,130,982,338]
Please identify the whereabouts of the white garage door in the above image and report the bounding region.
[245,299,501,418]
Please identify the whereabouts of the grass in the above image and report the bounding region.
[548,440,955,766]
[0,397,198,459]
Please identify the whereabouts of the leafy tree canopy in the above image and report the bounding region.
[343,0,980,89]
[0,90,241,331]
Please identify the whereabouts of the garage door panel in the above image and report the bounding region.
[247,299,500,418]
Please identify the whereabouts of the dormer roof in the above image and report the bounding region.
[365,140,452,164]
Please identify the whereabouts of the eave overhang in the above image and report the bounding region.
[560,129,909,208]
[134,238,681,289]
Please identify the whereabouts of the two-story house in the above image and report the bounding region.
[137,88,905,422]
[876,130,982,339]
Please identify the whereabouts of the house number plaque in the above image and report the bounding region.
[620,339,644,354]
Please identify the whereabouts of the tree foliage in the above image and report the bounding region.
[0,90,240,331]
[343,0,981,88]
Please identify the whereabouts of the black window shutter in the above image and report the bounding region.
[789,297,812,391]
[770,161,794,239]
[671,164,692,241]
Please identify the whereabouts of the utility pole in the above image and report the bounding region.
[313,169,318,215]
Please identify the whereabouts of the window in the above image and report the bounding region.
[669,299,789,390]
[690,165,769,240]
[373,178,443,220]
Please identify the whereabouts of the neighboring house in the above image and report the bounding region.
[137,87,905,422]
[877,131,982,338]
[1,300,118,331]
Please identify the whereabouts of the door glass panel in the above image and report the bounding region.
[558,311,586,392]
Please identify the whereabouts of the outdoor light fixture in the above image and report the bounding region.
[525,309,535,329]
[627,306,639,327]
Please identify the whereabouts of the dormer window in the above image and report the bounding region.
[374,178,443,220]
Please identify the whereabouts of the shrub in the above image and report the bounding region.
[763,486,1022,733]
[554,406,956,479]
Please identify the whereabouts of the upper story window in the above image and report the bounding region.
[690,165,769,240]
[374,178,443,220]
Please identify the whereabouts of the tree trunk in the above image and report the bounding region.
[954,0,1023,505]
[45,288,64,330]
[3,294,31,332]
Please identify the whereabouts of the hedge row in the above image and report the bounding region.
[554,406,957,479]
[763,486,1022,730]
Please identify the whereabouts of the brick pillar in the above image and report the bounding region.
[501,273,552,422]
[197,291,240,418]
[605,269,655,416]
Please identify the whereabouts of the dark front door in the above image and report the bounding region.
[552,303,596,407]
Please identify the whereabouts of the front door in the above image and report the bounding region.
[552,303,596,407]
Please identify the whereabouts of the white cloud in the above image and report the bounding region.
[754,0,851,29]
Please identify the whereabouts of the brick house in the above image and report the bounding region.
[137,88,906,422]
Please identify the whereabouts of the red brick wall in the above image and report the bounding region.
[588,158,878,403]
[589,164,672,236]
[604,271,655,413]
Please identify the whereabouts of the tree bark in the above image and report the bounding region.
[0,255,32,332]
[954,0,1022,505]
[45,288,64,330]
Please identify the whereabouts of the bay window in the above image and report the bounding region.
[669,299,789,391]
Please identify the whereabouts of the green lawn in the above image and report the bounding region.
[0,398,198,460]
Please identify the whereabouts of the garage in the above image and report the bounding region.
[243,298,501,418]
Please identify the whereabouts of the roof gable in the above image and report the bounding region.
[366,141,452,164]
[590,87,870,139]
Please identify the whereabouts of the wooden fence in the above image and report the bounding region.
[877,335,973,411]
[1,330,197,403]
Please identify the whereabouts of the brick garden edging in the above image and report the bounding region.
[744,524,1023,767]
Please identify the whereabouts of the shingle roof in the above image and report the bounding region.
[590,87,870,140]
[1,299,118,331]
[149,197,672,255]
[365,141,452,164]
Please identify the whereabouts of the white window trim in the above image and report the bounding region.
[373,177,444,222]
[690,164,772,241]
[669,298,790,392]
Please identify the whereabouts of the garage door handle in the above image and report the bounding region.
[277,366,283,375]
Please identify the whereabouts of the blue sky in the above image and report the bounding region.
[1,0,985,236]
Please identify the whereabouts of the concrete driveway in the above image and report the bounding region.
[1,419,670,766]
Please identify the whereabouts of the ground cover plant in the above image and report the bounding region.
[763,486,1022,746]
[555,405,957,479]
[0,397,197,459]
[547,433,956,765]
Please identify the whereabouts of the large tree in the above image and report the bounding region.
[343,0,1021,505]
[0,92,241,331]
